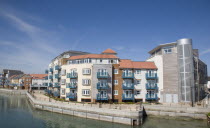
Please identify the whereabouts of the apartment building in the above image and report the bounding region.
[10,74,25,89]
[46,48,158,103]
[147,38,208,104]
[113,59,158,102]
[46,50,90,97]
[30,74,48,90]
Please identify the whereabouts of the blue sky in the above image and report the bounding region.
[0,0,210,74]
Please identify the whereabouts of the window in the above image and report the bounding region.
[164,47,172,54]
[61,89,65,95]
[61,69,66,76]
[114,69,118,74]
[136,80,141,84]
[135,70,141,74]
[61,79,66,85]
[83,68,91,75]
[100,59,103,63]
[136,91,140,95]
[82,89,90,95]
[114,90,118,95]
[114,80,118,85]
[82,79,91,85]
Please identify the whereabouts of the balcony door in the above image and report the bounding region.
[99,90,107,98]
[123,70,132,76]
[124,90,132,98]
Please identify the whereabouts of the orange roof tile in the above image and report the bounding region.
[68,54,118,60]
[30,74,48,79]
[102,48,117,54]
[119,59,157,69]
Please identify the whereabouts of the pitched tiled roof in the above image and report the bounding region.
[119,59,157,69]
[102,48,117,54]
[68,54,118,60]
[30,74,48,79]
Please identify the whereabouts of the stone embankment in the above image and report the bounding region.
[26,92,142,126]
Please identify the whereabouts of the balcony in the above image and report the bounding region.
[45,89,52,95]
[55,65,61,70]
[146,93,158,100]
[67,73,78,78]
[44,83,48,86]
[49,75,53,79]
[122,73,134,79]
[45,69,48,74]
[66,83,77,89]
[97,83,109,90]
[54,74,60,79]
[66,93,77,99]
[145,73,158,79]
[146,83,158,90]
[48,83,53,87]
[122,83,134,90]
[19,84,24,86]
[53,91,60,97]
[122,94,134,100]
[45,76,48,80]
[53,83,60,88]
[97,72,109,78]
[96,93,108,101]
[49,68,53,72]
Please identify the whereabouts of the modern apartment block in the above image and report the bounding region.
[46,49,158,103]
[46,50,90,97]
[147,38,208,104]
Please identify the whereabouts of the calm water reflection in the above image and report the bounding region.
[0,94,208,128]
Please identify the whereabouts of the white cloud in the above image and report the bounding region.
[0,10,64,73]
[200,48,210,56]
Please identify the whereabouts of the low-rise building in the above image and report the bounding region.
[30,74,48,90]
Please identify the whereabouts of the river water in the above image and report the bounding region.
[0,94,208,128]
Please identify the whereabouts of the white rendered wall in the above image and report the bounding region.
[147,55,163,102]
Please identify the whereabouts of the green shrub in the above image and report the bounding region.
[207,112,210,116]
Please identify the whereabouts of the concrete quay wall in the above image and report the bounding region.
[26,92,142,126]
[143,105,209,119]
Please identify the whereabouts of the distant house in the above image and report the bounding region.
[30,74,48,90]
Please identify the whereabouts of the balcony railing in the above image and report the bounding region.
[49,75,53,79]
[67,73,78,78]
[122,94,134,100]
[96,93,108,100]
[146,93,158,100]
[55,65,61,70]
[45,69,48,74]
[54,74,60,79]
[66,83,77,88]
[145,73,158,79]
[122,73,134,79]
[53,91,60,97]
[19,84,24,86]
[49,68,53,72]
[66,93,77,99]
[45,89,52,95]
[97,72,109,78]
[122,83,134,90]
[48,83,53,87]
[97,83,109,90]
[53,83,60,88]
[146,83,158,90]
